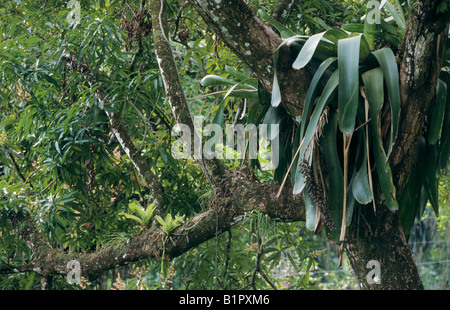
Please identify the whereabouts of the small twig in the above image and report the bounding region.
[354,118,372,132]
[252,234,278,290]
[187,89,257,101]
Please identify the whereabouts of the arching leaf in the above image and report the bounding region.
[362,67,398,211]
[371,48,401,158]
[428,78,447,145]
[292,32,326,70]
[293,69,339,195]
[338,34,361,134]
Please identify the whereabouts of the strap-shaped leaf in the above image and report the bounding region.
[423,143,439,217]
[293,69,339,195]
[343,23,364,33]
[439,71,450,170]
[352,131,373,205]
[399,136,426,240]
[271,46,282,107]
[262,105,285,140]
[301,57,337,138]
[362,67,398,211]
[271,36,309,107]
[338,34,361,134]
[323,28,349,43]
[371,48,401,158]
[320,110,344,244]
[428,78,447,145]
[363,0,377,50]
[200,75,236,87]
[305,190,317,231]
[292,32,326,70]
[292,29,347,71]
[384,2,406,31]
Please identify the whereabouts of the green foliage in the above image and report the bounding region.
[268,0,449,244]
[155,213,184,236]
[120,201,156,228]
[0,0,448,290]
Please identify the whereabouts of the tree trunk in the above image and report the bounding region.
[345,205,423,290]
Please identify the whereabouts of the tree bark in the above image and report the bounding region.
[345,205,424,289]
[187,0,312,117]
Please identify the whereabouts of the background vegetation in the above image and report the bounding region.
[0,0,448,289]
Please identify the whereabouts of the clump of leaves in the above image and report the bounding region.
[120,201,156,228]
[155,213,184,236]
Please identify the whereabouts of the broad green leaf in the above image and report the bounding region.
[121,213,144,226]
[423,144,439,217]
[270,36,308,106]
[128,202,146,219]
[262,105,285,140]
[292,32,326,70]
[342,23,364,33]
[338,35,361,134]
[301,57,337,138]
[200,75,236,87]
[211,101,225,129]
[371,48,401,158]
[224,65,251,82]
[380,19,400,35]
[363,0,377,50]
[368,31,401,47]
[315,17,331,30]
[399,136,426,240]
[362,67,398,211]
[305,190,317,231]
[323,28,349,43]
[384,2,406,30]
[358,34,371,60]
[271,47,282,107]
[352,139,373,205]
[144,204,157,221]
[155,215,166,227]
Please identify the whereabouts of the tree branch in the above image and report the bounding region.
[187,0,312,117]
[5,175,304,278]
[63,53,166,215]
[150,0,225,179]
[271,0,295,24]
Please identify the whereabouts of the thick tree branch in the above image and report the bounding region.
[187,0,312,117]
[6,175,304,278]
[6,44,307,281]
[106,111,166,214]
